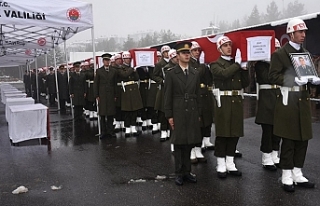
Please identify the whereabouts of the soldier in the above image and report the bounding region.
[23,70,31,97]
[110,56,116,67]
[164,42,201,186]
[136,62,158,131]
[69,62,87,121]
[210,36,249,178]
[94,53,117,139]
[269,18,320,192]
[86,59,97,120]
[152,45,171,141]
[118,51,143,137]
[189,41,214,164]
[46,67,57,107]
[113,53,125,132]
[156,51,162,63]
[81,62,89,117]
[57,65,69,114]
[254,38,282,171]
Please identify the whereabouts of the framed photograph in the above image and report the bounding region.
[289,53,318,78]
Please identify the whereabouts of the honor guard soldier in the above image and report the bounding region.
[156,51,162,63]
[46,67,57,107]
[110,56,116,67]
[94,53,117,139]
[113,54,125,132]
[136,63,159,131]
[57,65,69,114]
[69,62,87,121]
[118,52,143,137]
[189,41,214,164]
[269,18,320,192]
[210,36,249,178]
[86,59,98,120]
[152,45,171,140]
[164,42,202,186]
[254,38,282,171]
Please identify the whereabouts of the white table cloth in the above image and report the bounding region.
[5,97,35,122]
[3,93,27,104]
[1,88,18,103]
[8,104,48,143]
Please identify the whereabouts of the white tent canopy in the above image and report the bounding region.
[0,0,93,66]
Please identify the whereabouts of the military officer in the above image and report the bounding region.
[94,53,117,139]
[86,59,97,120]
[113,54,125,132]
[269,18,320,192]
[152,45,171,141]
[189,41,214,164]
[164,42,201,186]
[69,62,87,121]
[57,65,69,114]
[210,36,249,178]
[118,51,143,137]
[254,38,282,171]
[46,67,57,107]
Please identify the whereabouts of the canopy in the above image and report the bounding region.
[0,0,93,66]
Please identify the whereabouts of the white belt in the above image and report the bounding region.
[280,86,307,106]
[219,90,243,96]
[86,80,94,83]
[123,81,137,86]
[256,83,280,100]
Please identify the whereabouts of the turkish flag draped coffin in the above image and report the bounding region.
[129,48,157,67]
[189,30,276,63]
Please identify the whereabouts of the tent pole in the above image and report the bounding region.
[35,50,40,103]
[64,40,74,118]
[54,47,60,110]
[91,27,101,136]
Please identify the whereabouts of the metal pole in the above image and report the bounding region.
[54,47,60,110]
[34,49,39,102]
[64,40,74,118]
[91,27,101,136]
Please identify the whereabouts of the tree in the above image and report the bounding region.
[264,1,281,22]
[230,19,241,30]
[159,30,180,44]
[218,20,231,32]
[282,0,306,19]
[122,36,137,51]
[246,5,262,26]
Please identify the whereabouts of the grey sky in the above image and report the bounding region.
[70,0,320,42]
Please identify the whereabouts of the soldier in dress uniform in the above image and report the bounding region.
[156,51,162,63]
[269,18,320,192]
[118,51,143,137]
[46,67,57,107]
[86,59,97,120]
[69,62,87,121]
[164,42,201,186]
[94,53,117,139]
[210,36,249,178]
[57,65,69,114]
[152,45,171,141]
[112,53,125,132]
[189,41,214,164]
[110,56,116,68]
[254,38,282,171]
[136,62,158,131]
[80,62,89,117]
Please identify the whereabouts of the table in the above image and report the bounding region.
[1,88,17,103]
[3,93,27,104]
[8,104,48,143]
[5,97,35,122]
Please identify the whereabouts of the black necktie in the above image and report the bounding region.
[184,69,188,79]
[105,67,109,72]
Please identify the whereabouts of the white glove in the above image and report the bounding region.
[241,62,248,70]
[235,49,242,64]
[311,76,320,85]
[294,77,308,86]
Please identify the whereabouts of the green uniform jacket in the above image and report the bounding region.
[164,65,202,145]
[118,64,143,111]
[269,43,312,141]
[255,61,279,125]
[136,66,158,108]
[69,72,87,106]
[154,60,175,112]
[93,66,117,116]
[85,68,95,102]
[112,65,122,107]
[210,57,249,137]
[190,58,214,127]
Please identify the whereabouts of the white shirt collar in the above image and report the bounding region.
[289,41,301,51]
[221,55,232,61]
[164,58,169,63]
[179,64,188,71]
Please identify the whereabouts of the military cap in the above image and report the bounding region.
[73,62,81,67]
[101,53,112,60]
[59,65,65,69]
[175,41,192,52]
[49,67,54,71]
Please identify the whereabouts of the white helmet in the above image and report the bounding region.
[38,68,43,72]
[168,49,177,60]
[157,51,162,57]
[114,53,122,60]
[190,41,201,50]
[84,61,89,66]
[161,45,170,54]
[275,38,281,48]
[216,36,232,50]
[90,59,95,64]
[286,18,308,34]
[110,56,115,62]
[122,51,131,59]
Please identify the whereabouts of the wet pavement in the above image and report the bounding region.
[0,97,320,206]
